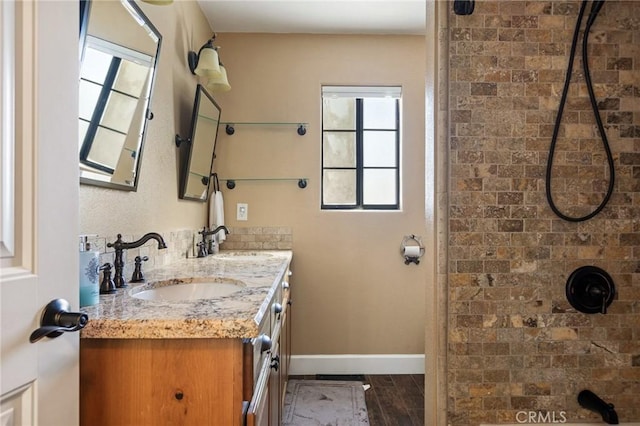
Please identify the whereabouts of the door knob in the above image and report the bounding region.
[29,299,88,343]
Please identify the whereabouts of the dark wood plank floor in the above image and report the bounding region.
[364,375,424,426]
[289,374,424,426]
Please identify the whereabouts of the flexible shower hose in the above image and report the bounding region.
[545,0,614,222]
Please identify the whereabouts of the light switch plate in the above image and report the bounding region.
[237,203,248,221]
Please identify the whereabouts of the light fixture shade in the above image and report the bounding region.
[194,47,221,78]
[206,65,231,93]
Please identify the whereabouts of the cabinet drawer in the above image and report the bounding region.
[245,356,271,426]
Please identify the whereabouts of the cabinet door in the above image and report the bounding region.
[81,339,244,425]
[280,308,290,407]
[281,292,292,384]
[286,298,293,374]
[246,357,270,426]
[269,342,281,426]
[282,276,292,378]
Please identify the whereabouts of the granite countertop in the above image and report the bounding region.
[80,250,292,340]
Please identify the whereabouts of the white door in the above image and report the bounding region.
[1,1,80,425]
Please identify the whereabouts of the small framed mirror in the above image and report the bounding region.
[176,84,222,202]
[78,0,162,191]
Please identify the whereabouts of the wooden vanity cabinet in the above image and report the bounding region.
[80,338,246,425]
[81,272,293,426]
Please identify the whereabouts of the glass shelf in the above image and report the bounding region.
[198,115,221,125]
[220,122,308,136]
[189,170,210,186]
[220,177,308,189]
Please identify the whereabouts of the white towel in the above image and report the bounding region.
[208,190,226,242]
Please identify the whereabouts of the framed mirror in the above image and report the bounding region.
[78,0,162,191]
[176,84,221,202]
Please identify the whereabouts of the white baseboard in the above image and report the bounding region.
[289,354,425,376]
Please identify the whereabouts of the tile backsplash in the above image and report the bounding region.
[83,226,293,284]
[222,226,293,251]
[85,229,195,282]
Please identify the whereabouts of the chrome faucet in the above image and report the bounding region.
[107,233,167,288]
[198,226,230,257]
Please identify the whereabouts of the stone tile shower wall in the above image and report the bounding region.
[447,1,639,425]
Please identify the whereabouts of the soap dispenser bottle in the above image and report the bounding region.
[79,235,100,307]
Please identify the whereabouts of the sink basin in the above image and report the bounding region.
[130,279,245,301]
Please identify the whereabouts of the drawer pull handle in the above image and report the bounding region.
[259,334,272,353]
[270,355,280,371]
[273,303,283,315]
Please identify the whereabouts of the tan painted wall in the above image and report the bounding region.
[88,0,157,56]
[79,3,427,355]
[212,33,427,354]
[80,1,211,236]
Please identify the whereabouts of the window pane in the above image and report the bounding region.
[323,132,356,168]
[363,131,396,167]
[363,169,396,205]
[363,98,396,129]
[79,80,102,121]
[80,48,112,83]
[101,92,138,134]
[323,97,355,130]
[113,60,149,98]
[323,170,356,205]
[87,127,126,170]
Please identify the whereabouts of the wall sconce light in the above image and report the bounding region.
[188,34,221,78]
[189,34,231,92]
[206,62,231,93]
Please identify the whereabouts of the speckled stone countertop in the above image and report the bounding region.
[80,250,292,339]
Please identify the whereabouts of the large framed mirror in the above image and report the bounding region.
[176,84,221,202]
[78,0,162,191]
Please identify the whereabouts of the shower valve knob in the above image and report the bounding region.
[566,266,615,314]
